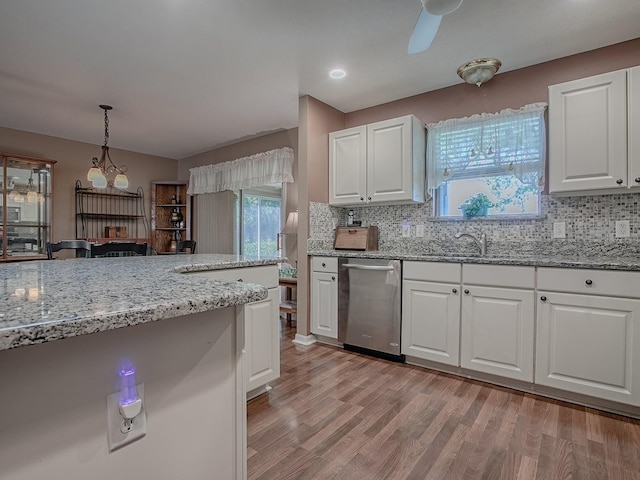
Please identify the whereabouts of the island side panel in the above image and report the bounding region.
[0,307,246,480]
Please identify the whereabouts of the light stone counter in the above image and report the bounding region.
[0,254,279,351]
[307,248,640,271]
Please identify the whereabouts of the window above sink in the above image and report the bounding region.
[427,103,546,219]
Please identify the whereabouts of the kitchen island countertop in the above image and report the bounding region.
[307,249,640,271]
[0,254,279,351]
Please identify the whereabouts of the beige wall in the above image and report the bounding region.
[296,96,345,337]
[179,128,299,260]
[346,38,640,128]
[0,127,178,242]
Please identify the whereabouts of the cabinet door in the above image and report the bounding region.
[245,288,280,393]
[461,286,534,382]
[402,280,460,366]
[329,126,367,206]
[366,116,416,204]
[311,271,338,338]
[549,70,628,193]
[536,292,640,406]
[629,66,640,190]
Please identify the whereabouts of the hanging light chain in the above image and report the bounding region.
[103,106,110,147]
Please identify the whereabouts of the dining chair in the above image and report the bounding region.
[176,240,197,254]
[90,242,149,258]
[46,240,92,259]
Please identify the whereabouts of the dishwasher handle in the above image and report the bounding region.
[342,263,395,271]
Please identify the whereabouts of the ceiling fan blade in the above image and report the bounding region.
[408,8,442,54]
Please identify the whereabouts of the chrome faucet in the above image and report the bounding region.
[454,231,487,256]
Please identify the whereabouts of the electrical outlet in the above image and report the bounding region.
[616,220,630,238]
[402,221,411,238]
[416,225,425,238]
[107,383,147,452]
[553,222,566,239]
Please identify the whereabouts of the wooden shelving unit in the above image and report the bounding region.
[75,180,149,245]
[151,181,191,254]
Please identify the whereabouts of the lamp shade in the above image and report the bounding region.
[281,211,298,235]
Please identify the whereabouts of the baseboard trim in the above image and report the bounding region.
[293,334,316,346]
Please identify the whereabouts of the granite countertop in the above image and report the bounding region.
[307,249,640,271]
[0,254,280,351]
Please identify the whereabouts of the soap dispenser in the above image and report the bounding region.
[347,209,354,226]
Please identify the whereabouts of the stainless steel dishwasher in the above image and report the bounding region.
[338,258,403,362]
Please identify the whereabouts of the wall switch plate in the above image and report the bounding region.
[553,222,566,239]
[416,225,425,238]
[107,383,147,452]
[402,221,411,238]
[616,220,630,238]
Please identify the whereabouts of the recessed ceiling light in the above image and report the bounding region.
[329,69,347,79]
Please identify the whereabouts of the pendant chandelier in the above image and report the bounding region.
[87,105,129,189]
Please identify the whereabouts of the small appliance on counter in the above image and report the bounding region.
[333,226,379,251]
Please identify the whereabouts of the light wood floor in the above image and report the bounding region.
[247,321,640,480]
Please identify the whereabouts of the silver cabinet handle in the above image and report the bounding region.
[342,263,395,271]
[616,179,624,185]
[464,289,470,295]
[452,288,458,294]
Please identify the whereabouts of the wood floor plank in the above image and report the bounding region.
[247,320,640,480]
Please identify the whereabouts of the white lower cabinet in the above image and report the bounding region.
[185,265,280,398]
[536,268,640,406]
[461,285,535,382]
[244,288,280,393]
[311,257,338,339]
[402,262,461,365]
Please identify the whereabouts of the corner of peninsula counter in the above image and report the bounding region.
[0,253,280,480]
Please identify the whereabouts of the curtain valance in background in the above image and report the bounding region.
[187,147,294,195]
[426,103,547,193]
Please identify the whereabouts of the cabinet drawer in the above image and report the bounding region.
[186,265,278,289]
[312,256,338,273]
[538,268,640,298]
[463,264,535,289]
[403,261,461,283]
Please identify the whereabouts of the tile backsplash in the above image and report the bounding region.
[309,193,640,257]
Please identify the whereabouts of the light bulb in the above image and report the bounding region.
[114,173,129,189]
[27,191,38,203]
[92,172,108,188]
[87,167,102,182]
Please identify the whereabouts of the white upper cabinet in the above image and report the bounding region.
[329,115,425,206]
[549,68,639,194]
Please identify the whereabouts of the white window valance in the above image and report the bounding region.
[426,103,547,193]
[187,147,294,195]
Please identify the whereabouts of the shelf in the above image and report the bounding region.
[4,222,51,228]
[156,204,188,208]
[81,237,150,244]
[77,213,145,220]
[279,300,297,313]
[75,187,143,198]
[155,227,187,231]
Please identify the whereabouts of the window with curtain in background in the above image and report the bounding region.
[235,185,282,257]
[427,103,547,218]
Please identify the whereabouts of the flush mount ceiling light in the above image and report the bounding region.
[457,58,502,87]
[329,69,347,79]
[87,105,129,189]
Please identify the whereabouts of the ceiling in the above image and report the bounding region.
[1,0,639,160]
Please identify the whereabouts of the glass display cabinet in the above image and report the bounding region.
[0,153,55,261]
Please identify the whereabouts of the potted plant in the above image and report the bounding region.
[459,193,495,218]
